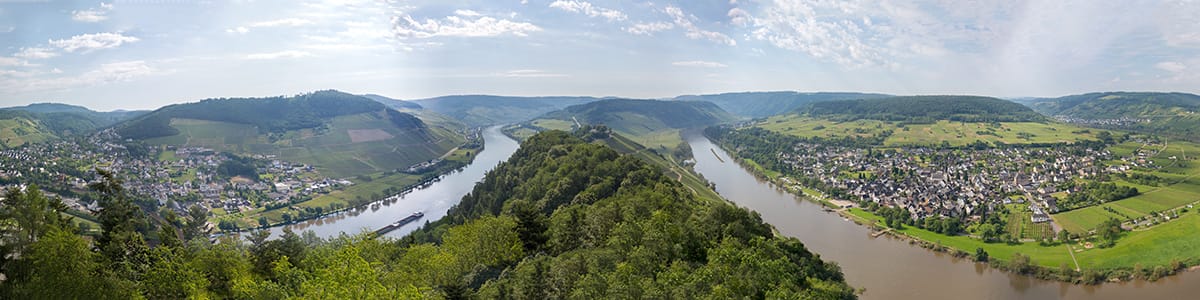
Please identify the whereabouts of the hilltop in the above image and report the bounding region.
[674,91,890,118]
[412,95,600,127]
[112,90,461,177]
[1023,92,1200,140]
[801,95,1046,123]
[360,94,422,110]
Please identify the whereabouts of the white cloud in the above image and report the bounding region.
[244,50,314,60]
[48,32,139,53]
[227,18,314,34]
[15,47,57,59]
[625,21,673,36]
[549,0,627,21]
[664,6,735,46]
[1,60,164,93]
[455,9,482,17]
[0,56,29,67]
[394,12,541,39]
[71,2,113,23]
[1156,61,1186,73]
[250,18,313,27]
[672,60,728,68]
[498,69,568,78]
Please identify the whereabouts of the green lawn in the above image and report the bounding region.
[531,119,575,131]
[850,207,1200,271]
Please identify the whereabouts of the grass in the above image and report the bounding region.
[531,119,575,131]
[850,207,1200,270]
[0,118,56,148]
[1054,139,1200,232]
[755,115,1097,147]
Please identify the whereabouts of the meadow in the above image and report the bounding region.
[756,114,1098,147]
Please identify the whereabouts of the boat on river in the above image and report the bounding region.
[373,211,425,236]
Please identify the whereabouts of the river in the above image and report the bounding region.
[684,133,1200,300]
[266,126,520,239]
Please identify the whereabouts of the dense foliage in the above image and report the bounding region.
[0,130,856,299]
[800,96,1046,123]
[116,90,420,139]
[673,91,890,118]
[1057,182,1139,212]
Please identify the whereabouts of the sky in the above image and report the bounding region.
[1,0,1198,111]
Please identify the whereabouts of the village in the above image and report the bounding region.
[776,142,1123,224]
[0,133,354,224]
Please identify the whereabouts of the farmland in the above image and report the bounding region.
[756,114,1098,147]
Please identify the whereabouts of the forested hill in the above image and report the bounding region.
[674,91,891,118]
[360,94,422,110]
[1023,92,1200,140]
[401,130,856,298]
[412,95,600,127]
[801,95,1045,123]
[115,90,423,139]
[0,103,146,147]
[545,99,735,132]
[1025,92,1200,118]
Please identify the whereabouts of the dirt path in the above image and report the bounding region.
[1066,243,1081,271]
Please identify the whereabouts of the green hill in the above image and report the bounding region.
[412,95,600,127]
[400,130,855,298]
[801,95,1045,123]
[1024,92,1200,140]
[113,90,461,177]
[530,99,734,154]
[674,91,890,118]
[0,103,147,147]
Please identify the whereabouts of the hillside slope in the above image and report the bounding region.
[361,94,422,110]
[675,91,890,118]
[401,130,856,298]
[801,95,1045,123]
[412,95,600,126]
[1024,92,1200,140]
[0,103,147,147]
[531,99,734,154]
[113,90,460,177]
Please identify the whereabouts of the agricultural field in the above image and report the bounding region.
[849,207,1200,270]
[531,119,575,131]
[1002,204,1055,241]
[143,114,461,178]
[1053,139,1200,233]
[755,114,1099,147]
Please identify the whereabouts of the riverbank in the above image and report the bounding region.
[704,134,1200,285]
[217,138,486,235]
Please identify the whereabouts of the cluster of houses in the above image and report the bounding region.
[0,134,353,218]
[1054,115,1150,127]
[778,142,1116,223]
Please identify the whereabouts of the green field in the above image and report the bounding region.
[601,133,724,203]
[849,207,1200,270]
[756,115,1098,147]
[531,119,575,131]
[144,114,462,178]
[1054,139,1200,233]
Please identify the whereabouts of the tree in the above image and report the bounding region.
[974,247,989,262]
[1057,229,1071,244]
[184,205,209,241]
[5,228,132,299]
[89,168,151,279]
[0,186,72,274]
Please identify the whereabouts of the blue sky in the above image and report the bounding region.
[1,0,1198,111]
